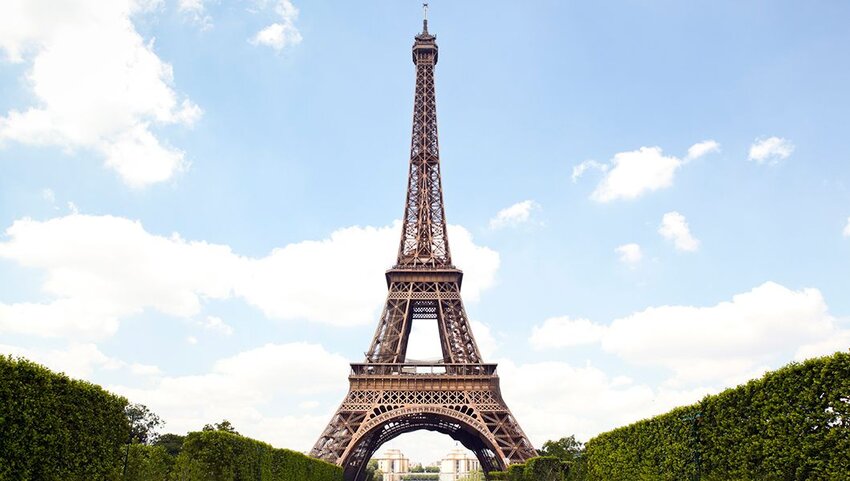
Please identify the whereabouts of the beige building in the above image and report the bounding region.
[439,448,481,481]
[373,449,410,481]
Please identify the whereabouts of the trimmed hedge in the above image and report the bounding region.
[491,458,562,481]
[0,355,129,481]
[0,356,342,481]
[172,430,342,481]
[524,456,563,481]
[584,351,850,481]
[506,464,525,481]
[564,457,586,481]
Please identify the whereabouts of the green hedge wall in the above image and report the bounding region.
[506,464,525,481]
[172,430,342,481]
[584,351,850,481]
[0,355,129,481]
[524,457,563,481]
[491,458,563,481]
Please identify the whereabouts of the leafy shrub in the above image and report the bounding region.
[584,351,850,481]
[524,456,563,481]
[124,444,174,481]
[173,430,342,481]
[537,436,586,481]
[487,470,507,480]
[153,433,186,457]
[0,355,129,481]
[506,463,526,481]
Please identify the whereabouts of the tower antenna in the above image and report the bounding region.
[423,3,429,33]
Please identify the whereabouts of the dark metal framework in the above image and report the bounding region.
[310,18,535,481]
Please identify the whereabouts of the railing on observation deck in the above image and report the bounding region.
[350,363,498,377]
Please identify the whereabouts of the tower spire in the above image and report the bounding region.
[423,3,429,33]
[399,6,445,268]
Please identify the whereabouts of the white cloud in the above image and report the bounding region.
[794,330,850,361]
[252,23,302,51]
[441,228,500,300]
[489,200,539,229]
[843,217,850,238]
[0,342,123,378]
[41,188,55,204]
[110,342,349,451]
[405,318,498,362]
[748,136,794,164]
[239,222,497,323]
[659,211,700,252]
[0,298,124,341]
[529,282,848,387]
[0,215,241,339]
[178,0,204,12]
[178,0,212,29]
[251,1,302,51]
[0,0,201,187]
[405,317,445,361]
[585,141,718,202]
[591,147,679,201]
[603,282,842,385]
[615,243,643,266]
[130,362,161,376]
[0,215,499,340]
[570,160,607,183]
[685,140,720,161]
[499,359,711,446]
[200,315,234,336]
[238,224,394,325]
[470,320,498,359]
[186,336,198,345]
[530,317,606,350]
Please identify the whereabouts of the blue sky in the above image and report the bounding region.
[1,0,850,465]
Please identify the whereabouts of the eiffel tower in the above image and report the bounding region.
[310,11,536,480]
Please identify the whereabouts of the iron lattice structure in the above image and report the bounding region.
[311,19,536,481]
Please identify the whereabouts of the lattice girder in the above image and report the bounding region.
[312,18,535,481]
[397,24,450,269]
[365,271,481,364]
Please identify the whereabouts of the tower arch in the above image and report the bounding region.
[340,407,505,481]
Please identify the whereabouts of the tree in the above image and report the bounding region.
[458,470,484,481]
[153,433,186,457]
[125,403,163,445]
[202,419,239,435]
[538,435,583,460]
[364,459,383,481]
[123,403,163,477]
[538,436,586,481]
